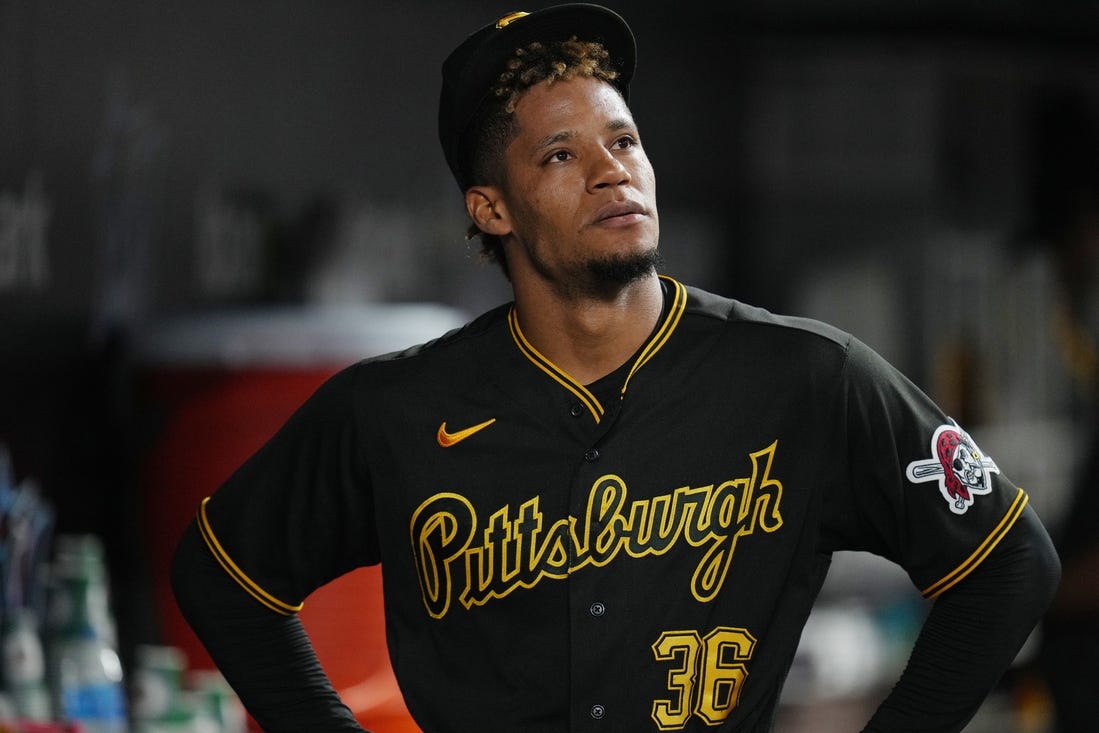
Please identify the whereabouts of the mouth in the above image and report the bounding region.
[593,200,648,226]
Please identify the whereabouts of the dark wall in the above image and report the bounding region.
[3,0,1098,317]
[2,0,1098,661]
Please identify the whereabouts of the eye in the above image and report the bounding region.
[544,149,573,164]
[612,135,638,150]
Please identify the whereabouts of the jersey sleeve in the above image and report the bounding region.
[820,337,1029,598]
[195,364,380,614]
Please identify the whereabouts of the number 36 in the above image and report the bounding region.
[651,627,757,730]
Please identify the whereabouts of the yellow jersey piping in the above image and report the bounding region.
[196,497,304,615]
[622,275,686,397]
[920,488,1028,599]
[508,308,605,422]
[507,276,688,421]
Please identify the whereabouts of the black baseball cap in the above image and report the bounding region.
[438,3,636,191]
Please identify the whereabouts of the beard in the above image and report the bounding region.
[587,248,664,286]
[530,245,662,301]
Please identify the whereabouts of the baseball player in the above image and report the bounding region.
[171,5,1061,732]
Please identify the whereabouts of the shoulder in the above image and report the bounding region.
[679,281,854,355]
[342,302,512,389]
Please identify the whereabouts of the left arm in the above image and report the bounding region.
[862,505,1061,732]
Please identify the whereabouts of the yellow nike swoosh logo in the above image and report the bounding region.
[437,418,497,447]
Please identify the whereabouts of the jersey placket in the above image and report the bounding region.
[566,380,629,730]
[508,313,639,728]
[505,278,688,728]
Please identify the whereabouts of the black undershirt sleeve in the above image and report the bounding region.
[170,520,369,733]
[862,505,1061,732]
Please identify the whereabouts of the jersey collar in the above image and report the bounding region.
[507,275,687,423]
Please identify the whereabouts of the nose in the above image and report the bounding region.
[587,147,631,191]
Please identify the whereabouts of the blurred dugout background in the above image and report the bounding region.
[2,1,1099,731]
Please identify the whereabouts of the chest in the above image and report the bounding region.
[367,368,840,613]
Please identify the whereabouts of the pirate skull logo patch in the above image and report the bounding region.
[906,421,999,515]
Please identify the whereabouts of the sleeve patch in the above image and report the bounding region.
[906,420,1000,515]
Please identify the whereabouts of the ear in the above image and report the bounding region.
[465,186,512,237]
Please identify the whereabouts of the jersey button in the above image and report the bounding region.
[584,449,600,462]
[590,704,606,720]
[589,601,607,617]
[569,403,584,418]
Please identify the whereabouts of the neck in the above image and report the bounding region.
[512,273,663,385]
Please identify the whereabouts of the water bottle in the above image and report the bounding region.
[47,534,128,733]
[0,607,52,720]
[190,669,246,733]
[131,644,198,733]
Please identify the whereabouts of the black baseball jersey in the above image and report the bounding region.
[197,276,1029,732]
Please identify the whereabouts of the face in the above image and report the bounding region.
[474,75,659,296]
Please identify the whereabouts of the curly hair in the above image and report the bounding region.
[463,38,622,276]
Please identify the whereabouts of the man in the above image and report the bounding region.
[171,5,1061,732]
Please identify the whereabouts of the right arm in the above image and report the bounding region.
[170,519,368,732]
[169,366,381,730]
